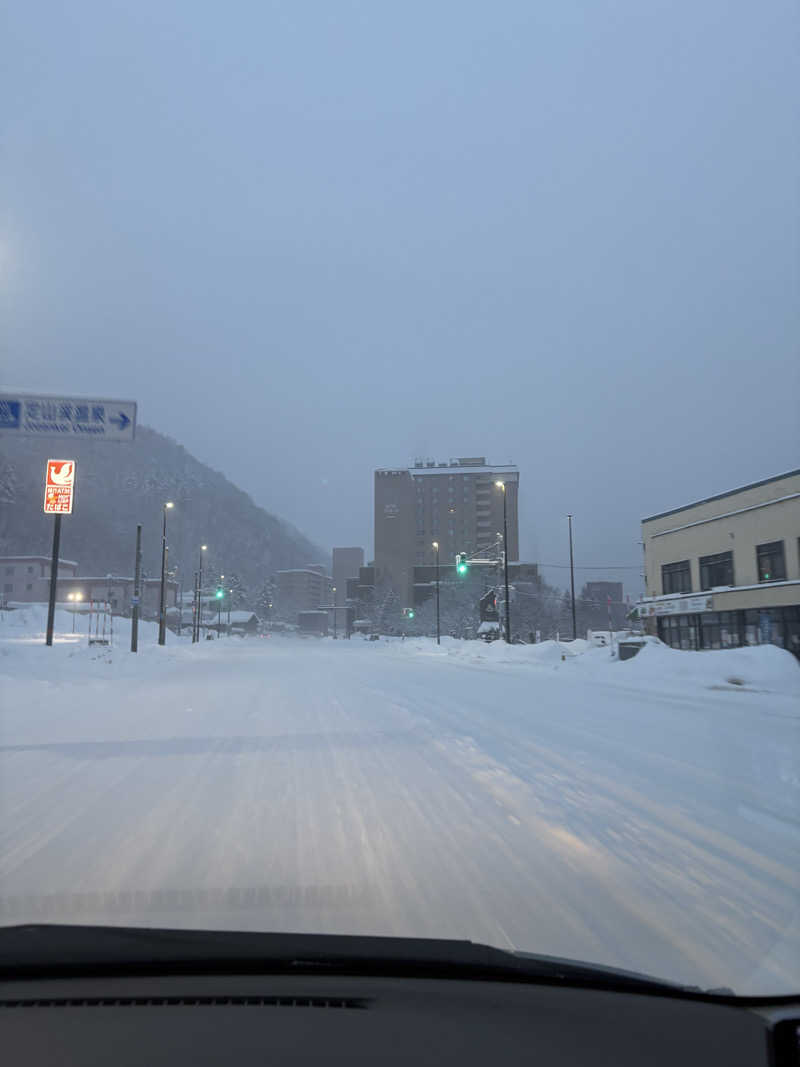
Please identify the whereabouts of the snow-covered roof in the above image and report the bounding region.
[376,460,519,479]
[410,466,518,479]
[642,468,800,524]
[0,556,79,567]
[58,575,177,584]
[276,568,329,577]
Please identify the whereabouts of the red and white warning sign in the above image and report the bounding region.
[43,459,76,514]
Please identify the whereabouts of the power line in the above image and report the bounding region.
[538,563,642,570]
[512,588,632,607]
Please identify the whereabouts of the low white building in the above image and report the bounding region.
[1,556,78,604]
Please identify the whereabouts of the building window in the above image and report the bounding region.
[27,565,34,574]
[661,560,691,595]
[700,611,742,650]
[4,566,13,575]
[756,541,786,582]
[26,583,33,591]
[699,551,734,590]
[3,583,12,593]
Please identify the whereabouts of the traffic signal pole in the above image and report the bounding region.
[435,543,440,645]
[502,490,511,644]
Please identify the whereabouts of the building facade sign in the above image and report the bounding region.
[639,595,713,617]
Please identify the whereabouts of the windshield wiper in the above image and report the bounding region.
[0,924,724,999]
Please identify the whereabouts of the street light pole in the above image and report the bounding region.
[197,545,207,641]
[158,502,174,646]
[68,592,80,633]
[192,571,198,643]
[332,586,337,639]
[568,514,577,641]
[495,483,511,643]
[432,541,440,645]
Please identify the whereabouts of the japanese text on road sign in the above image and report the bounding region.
[1,394,136,441]
[44,459,76,515]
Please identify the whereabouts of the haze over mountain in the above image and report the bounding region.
[0,426,325,598]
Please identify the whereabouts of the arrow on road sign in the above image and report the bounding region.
[110,412,131,430]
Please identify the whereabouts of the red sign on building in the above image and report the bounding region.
[43,459,76,514]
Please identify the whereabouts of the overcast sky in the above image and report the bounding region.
[2,1,798,593]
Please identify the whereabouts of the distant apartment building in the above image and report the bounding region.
[581,581,627,632]
[276,568,332,623]
[332,547,364,607]
[374,457,520,608]
[639,469,800,656]
[1,556,78,604]
[584,581,624,605]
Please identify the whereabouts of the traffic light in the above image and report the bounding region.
[456,553,469,576]
[215,587,224,599]
[403,608,415,619]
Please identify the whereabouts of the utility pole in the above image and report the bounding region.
[568,514,577,641]
[45,515,62,647]
[158,502,173,645]
[131,523,142,652]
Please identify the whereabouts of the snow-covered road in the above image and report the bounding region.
[1,614,798,995]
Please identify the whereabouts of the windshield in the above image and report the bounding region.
[1,2,798,998]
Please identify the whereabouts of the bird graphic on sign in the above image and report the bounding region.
[49,461,74,485]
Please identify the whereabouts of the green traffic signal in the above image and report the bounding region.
[215,588,224,599]
[456,553,469,576]
[408,609,415,619]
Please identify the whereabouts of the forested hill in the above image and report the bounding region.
[0,425,325,600]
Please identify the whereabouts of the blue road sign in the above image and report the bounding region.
[0,394,136,442]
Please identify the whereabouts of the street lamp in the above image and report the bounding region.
[217,575,224,636]
[332,586,337,639]
[67,591,82,633]
[495,482,511,644]
[158,501,174,646]
[432,541,440,645]
[194,544,207,643]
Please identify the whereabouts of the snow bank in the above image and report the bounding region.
[0,603,165,644]
[375,632,800,697]
[609,640,800,696]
